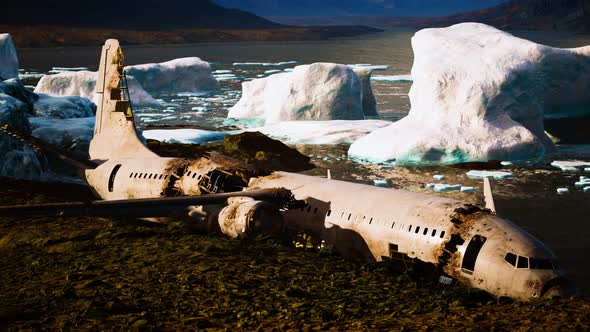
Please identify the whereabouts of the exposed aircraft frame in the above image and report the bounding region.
[0,39,576,301]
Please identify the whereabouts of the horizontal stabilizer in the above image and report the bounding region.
[0,188,301,219]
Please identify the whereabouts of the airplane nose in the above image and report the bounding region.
[541,277,577,298]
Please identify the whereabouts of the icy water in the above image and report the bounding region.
[18,28,590,295]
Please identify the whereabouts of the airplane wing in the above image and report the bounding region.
[0,188,301,218]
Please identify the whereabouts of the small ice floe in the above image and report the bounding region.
[425,183,436,189]
[348,64,390,71]
[557,188,570,195]
[48,67,89,74]
[583,187,590,193]
[213,70,233,74]
[142,129,232,144]
[373,179,389,187]
[371,75,413,82]
[191,106,207,112]
[460,186,477,193]
[264,69,282,75]
[551,160,590,172]
[501,161,513,166]
[585,167,590,172]
[575,181,590,188]
[433,174,446,181]
[19,72,45,79]
[466,170,513,180]
[233,61,299,67]
[378,165,393,170]
[433,184,462,193]
[283,68,294,72]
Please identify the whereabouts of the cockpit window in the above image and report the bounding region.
[505,253,517,267]
[530,258,554,270]
[517,256,529,269]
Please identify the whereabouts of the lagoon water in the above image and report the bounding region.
[17,28,590,295]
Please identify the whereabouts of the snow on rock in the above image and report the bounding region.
[30,117,95,160]
[125,57,218,94]
[349,23,590,165]
[0,79,37,114]
[551,160,590,172]
[34,93,96,118]
[228,63,366,125]
[0,34,18,80]
[34,70,160,107]
[352,67,378,118]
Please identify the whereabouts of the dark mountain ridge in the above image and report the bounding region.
[1,0,281,30]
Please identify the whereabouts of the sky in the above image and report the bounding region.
[213,0,507,17]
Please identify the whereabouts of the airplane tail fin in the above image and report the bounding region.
[89,39,156,161]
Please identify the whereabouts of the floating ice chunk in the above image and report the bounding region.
[581,176,589,181]
[425,183,436,189]
[586,167,590,172]
[460,186,477,193]
[575,181,590,188]
[283,68,294,72]
[229,63,368,124]
[213,70,233,74]
[0,34,18,80]
[433,174,446,181]
[125,57,218,94]
[433,184,462,192]
[251,120,391,144]
[48,67,88,74]
[557,188,570,195]
[371,75,413,82]
[34,71,160,107]
[19,72,45,80]
[373,179,389,187]
[583,187,590,193]
[233,61,299,67]
[348,64,390,71]
[551,160,590,172]
[142,128,231,144]
[466,170,513,180]
[264,69,282,75]
[378,165,393,170]
[501,161,513,166]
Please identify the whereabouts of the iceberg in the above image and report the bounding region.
[0,34,18,80]
[371,75,413,82]
[352,67,378,118]
[551,160,590,172]
[30,117,95,160]
[142,128,230,144]
[125,57,218,94]
[228,63,367,125]
[349,23,590,165]
[466,170,513,180]
[34,93,96,119]
[34,71,160,107]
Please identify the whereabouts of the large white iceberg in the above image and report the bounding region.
[30,117,95,160]
[349,23,590,165]
[352,67,378,118]
[34,70,160,107]
[228,63,366,125]
[0,34,18,80]
[125,57,218,94]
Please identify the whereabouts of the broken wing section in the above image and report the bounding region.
[89,39,156,161]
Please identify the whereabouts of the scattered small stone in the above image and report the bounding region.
[557,188,570,195]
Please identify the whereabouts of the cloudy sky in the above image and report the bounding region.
[213,0,506,17]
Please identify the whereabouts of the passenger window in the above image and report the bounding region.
[159,174,163,180]
[440,231,446,238]
[198,175,202,179]
[347,214,351,221]
[517,256,529,269]
[307,206,311,212]
[432,229,436,237]
[415,226,420,234]
[423,228,428,235]
[408,225,412,232]
[369,217,373,224]
[187,171,192,177]
[192,173,197,178]
[327,210,331,216]
[505,253,517,267]
[129,173,133,178]
[391,222,395,229]
[148,174,152,179]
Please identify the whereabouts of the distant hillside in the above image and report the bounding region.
[1,0,281,30]
[383,0,590,31]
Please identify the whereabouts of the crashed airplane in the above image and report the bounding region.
[1,39,575,301]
